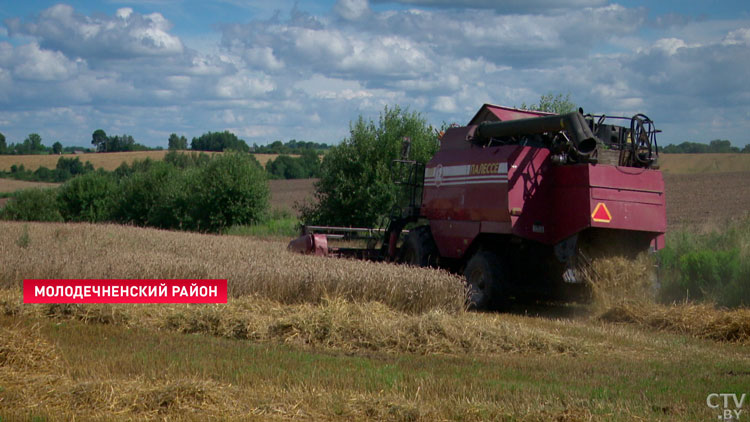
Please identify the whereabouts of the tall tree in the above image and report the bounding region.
[168,133,188,150]
[0,132,6,154]
[522,93,577,114]
[92,129,107,152]
[301,105,439,227]
[52,141,63,155]
[17,133,45,154]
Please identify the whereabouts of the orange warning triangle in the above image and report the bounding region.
[592,202,612,223]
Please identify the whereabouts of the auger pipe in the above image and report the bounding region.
[474,112,600,156]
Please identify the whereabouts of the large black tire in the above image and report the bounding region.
[463,250,508,311]
[400,226,438,267]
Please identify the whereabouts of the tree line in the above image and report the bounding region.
[1,151,319,184]
[1,152,268,233]
[660,139,750,154]
[0,130,329,156]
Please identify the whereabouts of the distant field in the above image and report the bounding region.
[658,153,750,174]
[0,151,287,171]
[0,178,60,193]
[269,178,317,213]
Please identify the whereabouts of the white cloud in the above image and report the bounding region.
[0,3,749,148]
[243,46,284,70]
[6,4,184,59]
[723,27,750,46]
[116,8,133,20]
[433,96,457,112]
[645,38,691,55]
[334,0,371,20]
[371,0,606,13]
[215,73,275,98]
[0,42,81,81]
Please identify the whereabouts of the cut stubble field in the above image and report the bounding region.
[1,222,749,421]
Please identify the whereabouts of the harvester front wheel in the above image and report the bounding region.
[464,251,507,311]
[401,226,438,267]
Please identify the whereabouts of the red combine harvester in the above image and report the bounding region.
[289,104,666,309]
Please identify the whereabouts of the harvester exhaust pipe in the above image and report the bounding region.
[474,112,600,159]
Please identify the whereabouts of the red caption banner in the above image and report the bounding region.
[23,279,228,304]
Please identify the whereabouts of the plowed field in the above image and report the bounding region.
[664,171,750,229]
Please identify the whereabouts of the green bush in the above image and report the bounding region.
[57,171,118,222]
[301,105,439,227]
[191,131,249,152]
[1,152,270,234]
[190,153,269,232]
[658,217,750,308]
[265,150,321,179]
[113,162,184,227]
[163,150,211,169]
[0,189,63,222]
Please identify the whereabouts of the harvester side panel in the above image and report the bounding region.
[422,145,515,259]
[422,143,667,258]
[506,146,553,243]
[549,165,666,245]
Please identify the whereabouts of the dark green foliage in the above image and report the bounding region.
[299,149,321,178]
[91,129,107,152]
[0,189,63,222]
[1,133,50,155]
[658,217,750,308]
[52,141,63,155]
[90,129,150,152]
[521,93,577,114]
[0,156,93,183]
[189,153,269,231]
[103,134,150,152]
[17,133,46,154]
[661,139,743,153]
[56,157,94,181]
[253,139,330,154]
[301,106,439,227]
[191,131,249,152]
[113,157,158,179]
[57,171,118,222]
[163,150,212,169]
[266,155,305,179]
[42,152,268,233]
[168,133,188,150]
[265,150,320,180]
[114,162,189,228]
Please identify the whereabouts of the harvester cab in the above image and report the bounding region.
[289,104,666,310]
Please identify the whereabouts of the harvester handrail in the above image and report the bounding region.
[305,225,389,233]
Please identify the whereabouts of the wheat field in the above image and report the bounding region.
[1,221,749,421]
[0,178,60,193]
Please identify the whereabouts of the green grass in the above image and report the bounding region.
[224,213,300,238]
[658,216,750,307]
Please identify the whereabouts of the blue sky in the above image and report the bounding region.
[1,0,749,148]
